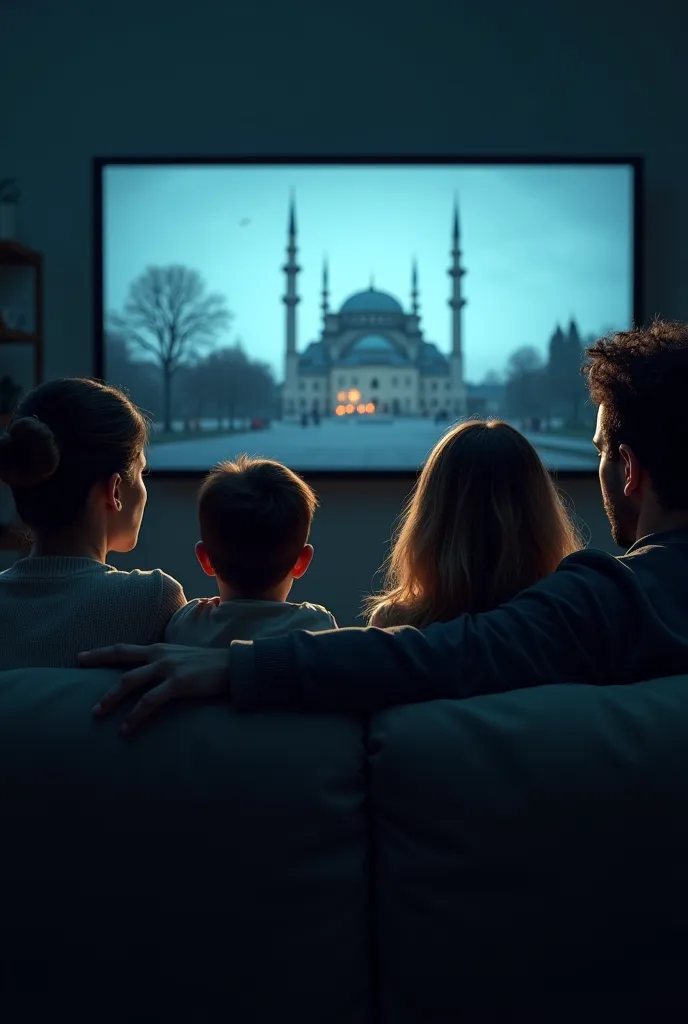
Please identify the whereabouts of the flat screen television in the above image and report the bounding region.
[94,157,642,476]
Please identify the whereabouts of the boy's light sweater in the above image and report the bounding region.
[165,595,337,645]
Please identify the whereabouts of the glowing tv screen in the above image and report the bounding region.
[96,157,640,474]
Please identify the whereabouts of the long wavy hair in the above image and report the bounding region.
[365,419,583,627]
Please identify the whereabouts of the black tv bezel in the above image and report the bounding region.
[92,154,644,483]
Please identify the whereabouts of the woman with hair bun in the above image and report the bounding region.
[0,378,185,667]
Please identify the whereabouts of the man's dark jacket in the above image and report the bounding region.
[229,530,688,711]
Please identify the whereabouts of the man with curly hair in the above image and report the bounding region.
[585,321,688,549]
[82,320,688,731]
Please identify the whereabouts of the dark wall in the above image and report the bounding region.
[2,0,686,621]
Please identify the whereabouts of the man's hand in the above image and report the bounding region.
[77,643,231,735]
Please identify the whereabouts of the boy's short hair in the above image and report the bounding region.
[198,455,318,594]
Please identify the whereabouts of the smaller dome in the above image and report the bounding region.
[339,333,409,367]
[351,335,397,352]
[340,288,403,314]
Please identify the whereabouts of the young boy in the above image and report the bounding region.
[164,455,337,645]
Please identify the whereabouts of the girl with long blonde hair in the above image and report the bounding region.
[366,419,583,628]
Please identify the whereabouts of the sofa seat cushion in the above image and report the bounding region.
[370,677,688,1018]
[0,668,370,1024]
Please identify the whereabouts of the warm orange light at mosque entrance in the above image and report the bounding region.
[333,397,376,417]
[334,398,377,416]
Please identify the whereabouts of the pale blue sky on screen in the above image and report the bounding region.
[103,164,634,382]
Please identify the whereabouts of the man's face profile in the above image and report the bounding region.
[593,404,638,549]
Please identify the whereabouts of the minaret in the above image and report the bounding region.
[411,259,419,316]
[448,197,467,416]
[321,258,330,321]
[283,196,300,355]
[282,196,300,419]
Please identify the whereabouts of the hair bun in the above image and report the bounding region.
[0,416,60,487]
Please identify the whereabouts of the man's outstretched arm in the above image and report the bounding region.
[81,548,653,732]
[230,548,649,712]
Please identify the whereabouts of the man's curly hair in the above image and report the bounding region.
[584,319,688,510]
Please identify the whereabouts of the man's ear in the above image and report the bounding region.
[291,544,314,580]
[195,540,216,577]
[619,444,643,498]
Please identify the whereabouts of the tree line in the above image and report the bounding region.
[499,320,597,429]
[106,265,277,432]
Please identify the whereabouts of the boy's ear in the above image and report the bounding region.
[290,543,314,580]
[195,540,216,577]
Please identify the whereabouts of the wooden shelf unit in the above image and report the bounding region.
[0,240,44,386]
[0,240,44,551]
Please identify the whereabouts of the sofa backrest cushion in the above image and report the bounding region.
[370,677,688,1018]
[0,668,370,1023]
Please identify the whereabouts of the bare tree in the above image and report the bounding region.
[503,345,548,425]
[108,266,232,432]
[173,344,277,432]
[506,346,543,379]
[105,330,163,421]
[195,346,276,427]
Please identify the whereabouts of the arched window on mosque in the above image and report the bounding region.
[371,378,379,390]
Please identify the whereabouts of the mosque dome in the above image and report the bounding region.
[339,333,409,367]
[351,334,397,351]
[340,287,403,314]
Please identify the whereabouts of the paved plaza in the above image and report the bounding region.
[148,417,598,472]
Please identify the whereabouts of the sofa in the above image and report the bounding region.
[1,668,688,1021]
